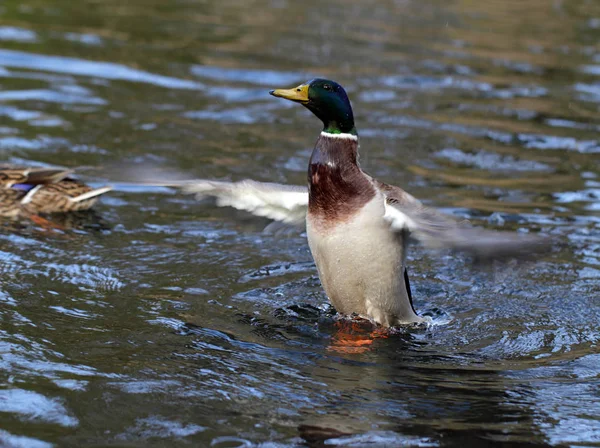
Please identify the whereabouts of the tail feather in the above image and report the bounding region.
[70,186,113,203]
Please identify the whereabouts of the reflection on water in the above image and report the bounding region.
[0,0,599,446]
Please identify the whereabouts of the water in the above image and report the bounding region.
[0,0,599,446]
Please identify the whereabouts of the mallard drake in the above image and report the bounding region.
[0,165,111,218]
[163,79,549,326]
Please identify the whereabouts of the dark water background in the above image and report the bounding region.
[1,0,599,446]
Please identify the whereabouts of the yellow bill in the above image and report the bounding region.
[269,84,309,103]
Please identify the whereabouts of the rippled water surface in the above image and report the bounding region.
[1,0,599,446]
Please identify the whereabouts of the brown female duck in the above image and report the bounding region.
[0,165,111,218]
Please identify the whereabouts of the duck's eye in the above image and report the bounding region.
[323,84,331,91]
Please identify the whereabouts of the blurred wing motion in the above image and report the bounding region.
[378,181,550,260]
[159,176,550,259]
[172,179,308,226]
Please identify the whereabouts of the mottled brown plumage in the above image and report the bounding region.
[0,165,111,218]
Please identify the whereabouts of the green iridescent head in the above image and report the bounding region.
[270,78,356,135]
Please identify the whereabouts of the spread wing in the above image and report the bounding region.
[168,179,308,226]
[376,180,551,260]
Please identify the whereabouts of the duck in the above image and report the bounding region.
[0,165,111,219]
[161,78,549,327]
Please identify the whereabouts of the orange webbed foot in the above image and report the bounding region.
[29,214,66,232]
[327,317,391,354]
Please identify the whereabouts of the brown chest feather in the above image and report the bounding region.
[307,135,375,223]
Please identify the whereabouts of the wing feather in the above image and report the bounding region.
[170,179,308,226]
[377,180,551,260]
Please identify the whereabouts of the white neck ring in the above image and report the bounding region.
[320,131,358,141]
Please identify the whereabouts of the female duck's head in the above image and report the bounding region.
[270,78,356,136]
